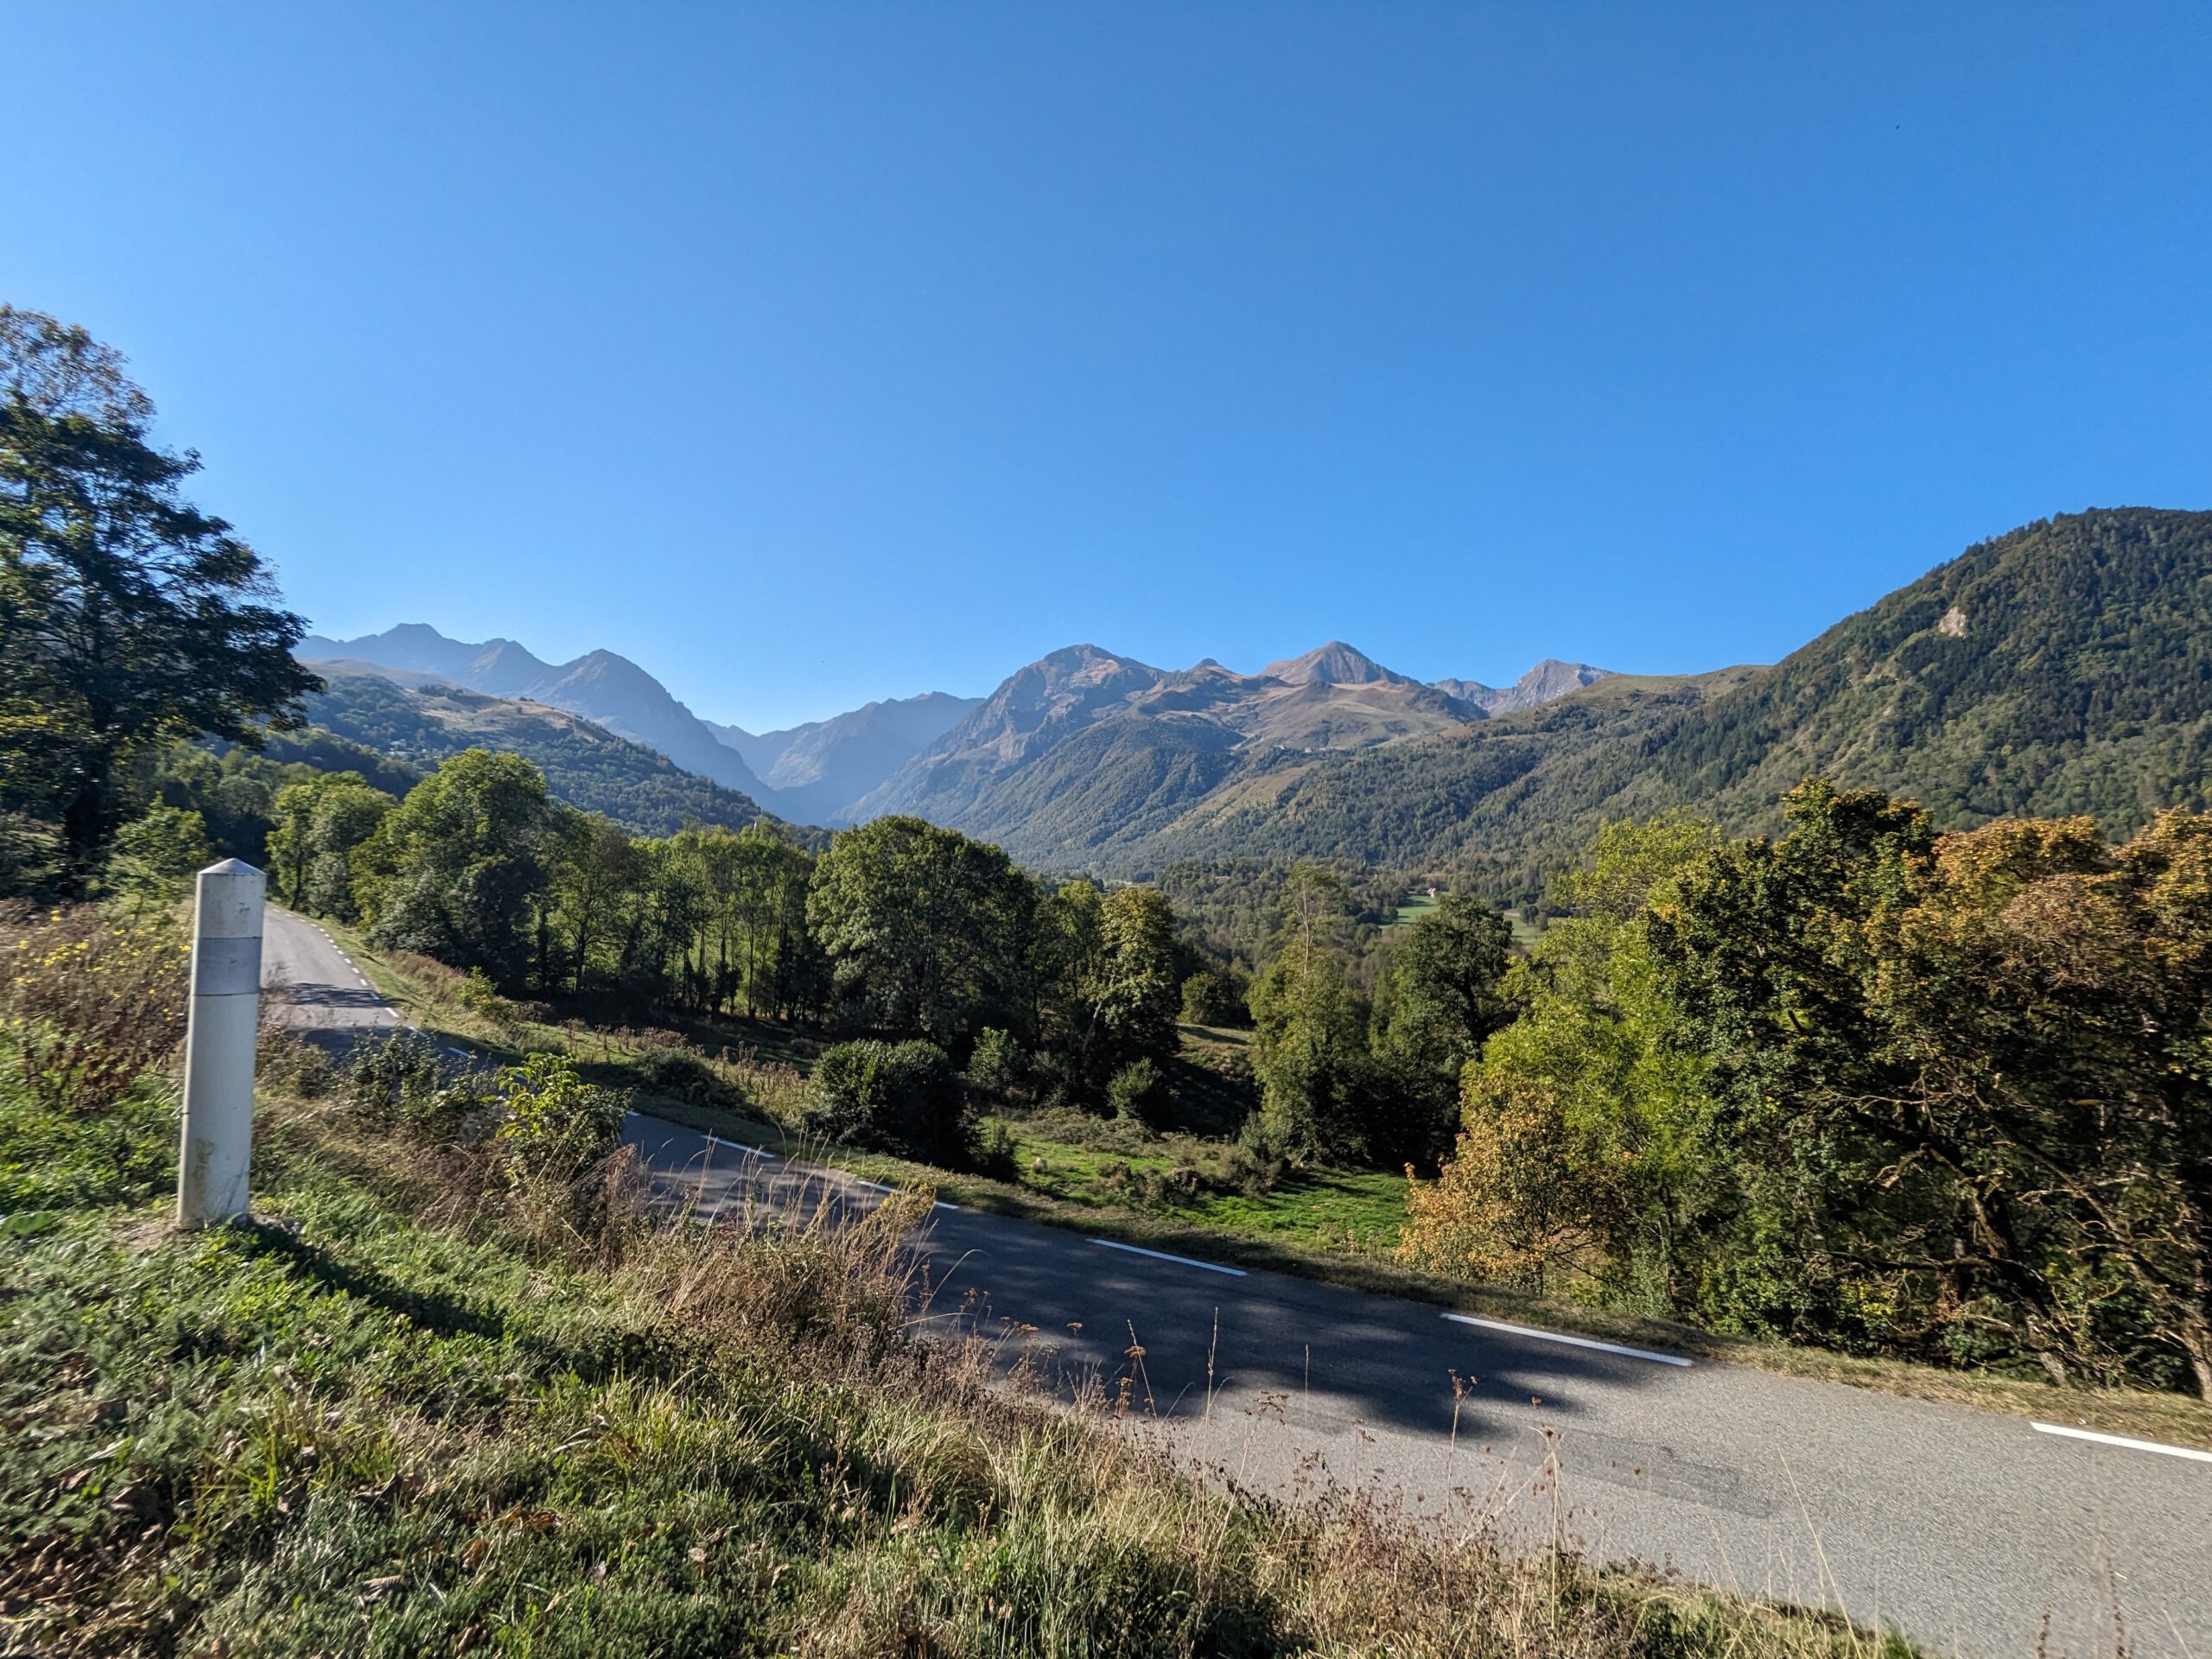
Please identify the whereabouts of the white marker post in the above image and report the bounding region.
[177,859,266,1227]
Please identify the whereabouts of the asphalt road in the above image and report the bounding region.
[260,907,401,1036]
[262,906,2212,1658]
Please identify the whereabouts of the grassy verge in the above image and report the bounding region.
[320,918,2212,1454]
[2,1066,1914,1657]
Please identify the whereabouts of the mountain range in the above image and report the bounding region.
[300,626,1606,828]
[296,508,2212,884]
[298,624,780,801]
[293,668,787,839]
[706,695,984,824]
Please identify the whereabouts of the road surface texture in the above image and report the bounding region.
[260,908,401,1037]
[263,907,2211,1658]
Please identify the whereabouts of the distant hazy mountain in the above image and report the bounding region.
[708,691,982,824]
[301,668,787,837]
[1433,659,1614,714]
[298,625,776,802]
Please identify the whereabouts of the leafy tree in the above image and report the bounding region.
[545,811,647,992]
[0,308,319,888]
[1179,967,1248,1027]
[356,749,556,986]
[741,823,826,1018]
[1400,1075,1625,1297]
[108,804,212,900]
[0,306,154,427]
[1373,893,1515,1166]
[1248,866,1373,1160]
[1096,887,1181,1058]
[963,1026,1028,1103]
[141,742,288,864]
[1381,893,1513,1069]
[807,816,1036,1048]
[1042,881,1182,1104]
[266,772,393,918]
[1653,781,2212,1396]
[1444,815,1722,1305]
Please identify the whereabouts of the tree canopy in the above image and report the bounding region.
[0,307,319,887]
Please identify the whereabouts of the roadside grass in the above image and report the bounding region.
[318,918,2212,1455]
[0,1059,1914,1658]
[972,1106,1405,1257]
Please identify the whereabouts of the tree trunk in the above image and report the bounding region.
[2178,1308,2212,1403]
[60,774,111,897]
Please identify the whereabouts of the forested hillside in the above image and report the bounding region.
[303,670,787,837]
[853,641,1589,851]
[301,624,779,800]
[1668,507,2212,828]
[1035,510,2212,884]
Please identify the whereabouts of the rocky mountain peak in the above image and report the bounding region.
[1261,641,1408,687]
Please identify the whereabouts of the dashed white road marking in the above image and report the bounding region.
[1444,1313,1693,1368]
[2031,1422,2212,1465]
[624,1114,963,1212]
[1090,1237,1248,1277]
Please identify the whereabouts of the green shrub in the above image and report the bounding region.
[1219,1115,1290,1196]
[962,1025,1027,1101]
[806,1039,970,1165]
[455,967,524,1039]
[633,1045,744,1111]
[340,1029,489,1143]
[1179,967,1249,1027]
[1106,1057,1165,1125]
[106,804,212,900]
[973,1116,1020,1180]
[494,1052,628,1185]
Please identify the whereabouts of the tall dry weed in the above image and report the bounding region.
[0,903,187,1111]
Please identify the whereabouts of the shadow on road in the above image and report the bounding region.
[625,1115,1688,1459]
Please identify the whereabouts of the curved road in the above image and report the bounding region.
[262,907,2211,1658]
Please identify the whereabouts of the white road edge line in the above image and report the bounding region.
[1444,1313,1693,1367]
[2030,1421,2212,1465]
[847,1173,959,1207]
[1090,1237,1248,1277]
[850,1176,963,1210]
[639,1116,963,1211]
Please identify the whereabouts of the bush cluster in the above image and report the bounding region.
[804,1039,971,1166]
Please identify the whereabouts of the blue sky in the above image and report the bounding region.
[3,4,2207,729]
